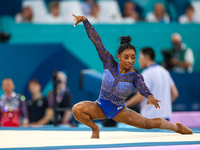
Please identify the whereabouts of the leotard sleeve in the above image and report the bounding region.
[133,73,153,98]
[83,19,115,67]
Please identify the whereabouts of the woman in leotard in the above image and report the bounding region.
[71,14,193,138]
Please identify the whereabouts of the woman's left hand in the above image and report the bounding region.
[146,95,162,110]
[71,13,87,27]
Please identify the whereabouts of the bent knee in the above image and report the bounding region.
[72,103,84,116]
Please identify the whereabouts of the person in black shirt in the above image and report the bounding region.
[27,79,53,126]
[48,71,73,125]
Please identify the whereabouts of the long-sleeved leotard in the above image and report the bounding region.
[83,19,152,107]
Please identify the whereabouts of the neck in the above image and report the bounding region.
[57,85,66,94]
[118,63,133,74]
[5,92,12,97]
[146,60,155,68]
[32,93,42,101]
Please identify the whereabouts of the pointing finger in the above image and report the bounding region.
[71,13,76,17]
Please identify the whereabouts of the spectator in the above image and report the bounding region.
[0,78,28,127]
[82,0,96,16]
[27,79,53,126]
[86,3,100,23]
[15,6,33,23]
[48,71,73,125]
[163,33,194,73]
[146,3,170,23]
[126,47,179,121]
[122,1,139,23]
[46,1,64,23]
[179,5,199,24]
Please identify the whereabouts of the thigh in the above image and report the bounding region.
[113,106,147,128]
[75,101,107,120]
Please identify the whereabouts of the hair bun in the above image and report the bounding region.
[120,36,131,45]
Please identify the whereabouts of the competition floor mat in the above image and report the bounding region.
[0,125,200,150]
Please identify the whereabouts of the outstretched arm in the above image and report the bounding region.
[133,73,161,109]
[71,14,114,64]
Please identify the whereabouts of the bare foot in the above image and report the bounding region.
[176,122,193,134]
[91,125,100,139]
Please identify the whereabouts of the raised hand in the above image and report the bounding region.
[146,95,162,110]
[71,13,87,27]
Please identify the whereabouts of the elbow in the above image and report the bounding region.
[174,93,179,101]
[172,91,179,102]
[176,91,179,99]
[175,89,179,99]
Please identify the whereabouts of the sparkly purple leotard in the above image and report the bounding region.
[83,19,152,119]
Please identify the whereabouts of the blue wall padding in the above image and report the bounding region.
[0,44,89,104]
[80,70,102,95]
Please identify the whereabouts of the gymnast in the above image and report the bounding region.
[71,14,193,138]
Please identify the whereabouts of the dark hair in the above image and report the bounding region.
[28,79,40,86]
[140,47,155,61]
[49,1,59,10]
[117,36,136,55]
[186,5,194,11]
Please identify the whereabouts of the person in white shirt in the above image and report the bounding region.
[126,47,179,120]
[179,5,199,24]
[146,3,170,23]
[46,1,64,24]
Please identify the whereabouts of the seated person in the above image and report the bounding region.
[15,6,33,23]
[48,71,73,125]
[27,79,53,126]
[163,33,194,73]
[86,3,100,23]
[122,1,139,23]
[179,5,199,24]
[0,78,28,127]
[46,1,64,23]
[82,0,96,16]
[146,3,170,23]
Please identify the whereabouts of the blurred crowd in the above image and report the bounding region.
[14,0,200,24]
[0,71,74,127]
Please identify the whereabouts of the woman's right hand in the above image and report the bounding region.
[71,13,87,27]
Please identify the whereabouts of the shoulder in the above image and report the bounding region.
[158,65,170,74]
[146,12,154,18]
[15,93,26,101]
[164,13,170,22]
[63,89,72,97]
[179,15,187,23]
[182,43,192,51]
[134,72,144,80]
[141,67,155,76]
[146,12,156,21]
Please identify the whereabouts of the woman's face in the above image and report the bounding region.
[118,49,136,70]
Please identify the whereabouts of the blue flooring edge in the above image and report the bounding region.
[1,141,200,150]
[0,127,200,133]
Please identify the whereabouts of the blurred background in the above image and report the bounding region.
[0,0,200,128]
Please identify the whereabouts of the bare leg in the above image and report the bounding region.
[72,101,106,138]
[113,107,192,134]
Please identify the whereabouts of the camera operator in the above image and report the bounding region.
[162,33,194,73]
[48,71,73,125]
